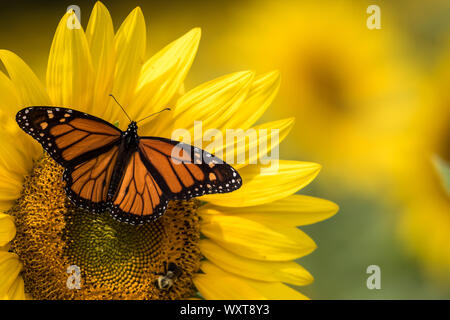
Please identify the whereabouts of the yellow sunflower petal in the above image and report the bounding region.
[202,160,321,207]
[0,251,22,299]
[133,28,201,129]
[0,71,20,119]
[46,11,94,111]
[219,117,294,169]
[0,127,41,173]
[0,50,51,108]
[0,128,37,178]
[224,70,281,130]
[0,214,15,247]
[86,1,115,117]
[200,214,316,261]
[246,278,309,300]
[0,174,23,209]
[0,140,34,211]
[200,239,313,286]
[86,2,114,69]
[107,7,146,125]
[199,194,338,226]
[0,180,21,211]
[0,199,18,212]
[4,275,25,300]
[170,71,254,134]
[196,262,308,299]
[0,68,42,164]
[194,262,267,300]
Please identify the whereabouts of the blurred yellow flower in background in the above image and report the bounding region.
[396,42,450,284]
[215,0,421,193]
[0,2,337,299]
[206,0,450,292]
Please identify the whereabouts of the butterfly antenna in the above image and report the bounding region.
[109,94,132,122]
[136,108,171,124]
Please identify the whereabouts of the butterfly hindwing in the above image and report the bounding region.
[63,145,120,213]
[16,106,122,166]
[138,137,242,201]
[109,151,169,224]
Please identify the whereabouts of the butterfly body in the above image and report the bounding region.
[121,121,139,148]
[107,122,139,199]
[16,106,242,225]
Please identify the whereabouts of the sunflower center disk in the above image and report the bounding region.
[9,154,202,299]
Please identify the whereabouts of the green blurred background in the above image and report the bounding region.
[1,0,449,299]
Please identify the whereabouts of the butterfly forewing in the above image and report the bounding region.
[16,107,122,166]
[138,137,242,201]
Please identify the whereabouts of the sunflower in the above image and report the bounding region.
[0,2,337,299]
[395,42,450,285]
[211,0,421,193]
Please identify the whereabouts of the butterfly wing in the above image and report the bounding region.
[16,107,123,212]
[16,106,122,166]
[107,137,241,224]
[63,145,120,213]
[109,151,169,224]
[138,137,242,201]
[16,107,242,224]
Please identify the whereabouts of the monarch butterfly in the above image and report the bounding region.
[16,103,242,225]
